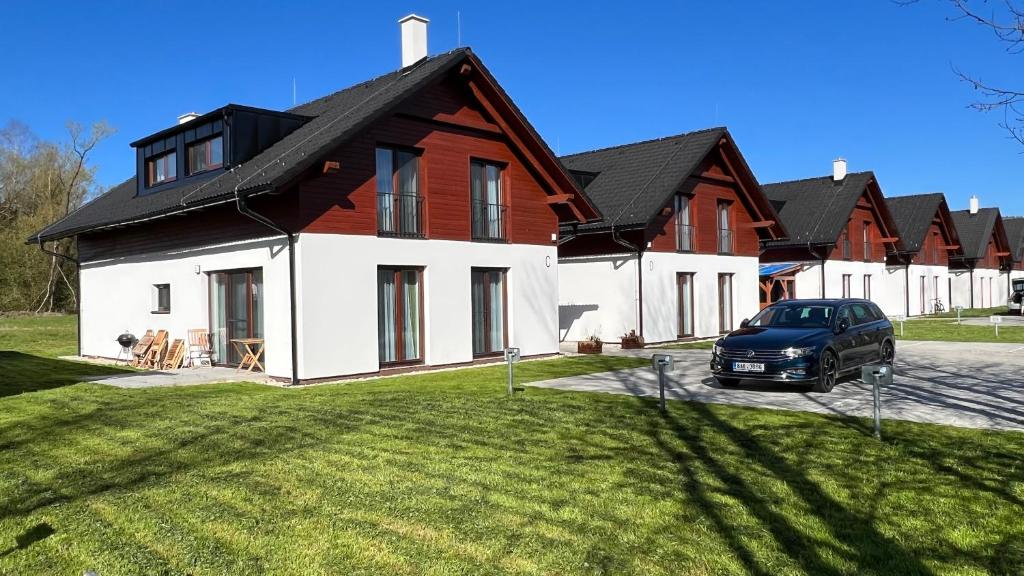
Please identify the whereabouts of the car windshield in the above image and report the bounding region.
[749,304,835,328]
[1014,279,1024,292]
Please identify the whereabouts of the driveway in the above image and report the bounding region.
[534,341,1024,431]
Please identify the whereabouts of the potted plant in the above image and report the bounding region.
[577,333,603,354]
[620,329,645,349]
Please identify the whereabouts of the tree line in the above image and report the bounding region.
[0,120,112,312]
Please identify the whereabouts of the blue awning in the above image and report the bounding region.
[759,262,801,277]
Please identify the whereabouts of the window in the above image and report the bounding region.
[678,273,694,337]
[933,276,940,312]
[863,275,871,300]
[376,147,423,237]
[472,268,506,355]
[920,275,927,314]
[841,224,852,260]
[718,273,733,333]
[152,284,170,313]
[378,268,422,364]
[188,135,223,175]
[209,270,263,365]
[675,195,694,252]
[717,201,733,254]
[862,221,872,261]
[146,151,176,186]
[842,274,851,298]
[932,232,940,264]
[471,160,506,241]
[850,303,875,325]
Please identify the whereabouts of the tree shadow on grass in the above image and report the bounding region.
[608,370,936,575]
[0,351,131,398]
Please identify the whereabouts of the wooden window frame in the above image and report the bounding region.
[863,274,871,300]
[471,267,509,357]
[716,200,734,255]
[152,283,170,314]
[378,266,426,367]
[146,150,177,187]
[717,273,733,334]
[206,268,263,367]
[376,145,425,238]
[841,223,853,260]
[677,272,695,338]
[470,159,509,243]
[675,194,695,253]
[842,274,852,298]
[187,134,224,176]
[862,221,872,262]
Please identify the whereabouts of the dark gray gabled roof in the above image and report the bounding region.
[762,171,892,247]
[950,208,1003,261]
[559,128,726,231]
[885,193,946,253]
[557,127,784,239]
[1004,217,1024,262]
[32,49,473,243]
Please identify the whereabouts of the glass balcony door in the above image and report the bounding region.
[210,269,263,365]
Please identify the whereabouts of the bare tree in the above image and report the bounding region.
[904,0,1024,145]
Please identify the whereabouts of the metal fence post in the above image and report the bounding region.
[872,372,881,439]
[504,347,520,396]
[650,354,674,413]
[658,364,667,412]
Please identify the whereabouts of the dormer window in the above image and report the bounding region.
[147,151,177,186]
[188,135,223,175]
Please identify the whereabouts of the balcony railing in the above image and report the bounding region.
[842,237,852,260]
[863,241,871,262]
[377,193,424,238]
[676,223,695,252]
[718,228,734,254]
[472,201,507,241]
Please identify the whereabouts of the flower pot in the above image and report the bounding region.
[620,336,645,349]
[577,341,603,354]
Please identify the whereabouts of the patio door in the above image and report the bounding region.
[209,269,263,365]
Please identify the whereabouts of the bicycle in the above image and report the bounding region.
[932,298,945,314]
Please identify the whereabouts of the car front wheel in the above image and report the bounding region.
[813,350,838,393]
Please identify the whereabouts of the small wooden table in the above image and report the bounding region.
[230,338,265,372]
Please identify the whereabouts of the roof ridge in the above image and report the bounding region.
[763,170,873,187]
[559,126,726,159]
[287,48,471,113]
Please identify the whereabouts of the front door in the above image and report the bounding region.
[210,269,263,365]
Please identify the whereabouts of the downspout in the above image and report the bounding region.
[35,236,80,356]
[612,226,644,341]
[969,267,975,309]
[807,243,826,298]
[234,186,300,386]
[904,261,910,317]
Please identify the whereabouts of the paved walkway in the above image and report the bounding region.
[82,366,274,388]
[540,341,1024,431]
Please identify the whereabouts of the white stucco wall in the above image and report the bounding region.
[789,260,886,301]
[79,236,293,378]
[878,264,950,317]
[297,233,558,380]
[949,267,1004,308]
[558,252,759,343]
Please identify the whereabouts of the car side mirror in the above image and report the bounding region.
[836,318,851,334]
[739,318,750,328]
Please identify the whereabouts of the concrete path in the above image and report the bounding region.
[83,367,274,388]
[539,341,1024,431]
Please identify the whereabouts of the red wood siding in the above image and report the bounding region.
[296,76,558,245]
[645,158,760,257]
[910,223,949,266]
[828,199,886,262]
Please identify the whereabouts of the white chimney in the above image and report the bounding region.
[970,195,980,214]
[177,112,200,125]
[399,14,429,68]
[833,158,847,182]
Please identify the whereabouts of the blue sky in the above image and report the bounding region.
[1,1,1019,213]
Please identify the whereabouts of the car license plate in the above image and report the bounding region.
[733,362,765,372]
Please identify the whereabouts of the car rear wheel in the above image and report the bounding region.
[881,340,895,366]
[716,377,740,387]
[813,350,838,393]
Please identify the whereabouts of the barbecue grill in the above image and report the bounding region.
[116,332,136,364]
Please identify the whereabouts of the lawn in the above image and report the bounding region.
[930,305,1009,319]
[894,318,1024,344]
[658,339,715,350]
[2,316,1024,575]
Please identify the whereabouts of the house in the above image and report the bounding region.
[949,199,1014,309]
[31,16,599,384]
[556,128,787,344]
[759,161,903,305]
[881,193,963,316]
[1003,217,1024,286]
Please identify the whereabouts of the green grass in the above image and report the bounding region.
[929,305,1009,319]
[895,318,1024,343]
[2,316,1024,575]
[657,339,716,350]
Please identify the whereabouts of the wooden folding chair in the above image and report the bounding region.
[186,329,213,368]
[131,330,154,367]
[142,330,168,369]
[162,339,186,370]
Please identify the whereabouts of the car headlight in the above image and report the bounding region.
[713,340,725,356]
[782,346,814,358]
